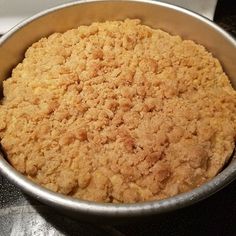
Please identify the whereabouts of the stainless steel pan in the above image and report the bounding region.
[0,0,236,223]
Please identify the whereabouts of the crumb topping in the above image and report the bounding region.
[0,19,236,203]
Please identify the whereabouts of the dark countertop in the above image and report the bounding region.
[215,0,236,37]
[0,0,236,235]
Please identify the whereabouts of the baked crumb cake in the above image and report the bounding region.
[0,19,236,203]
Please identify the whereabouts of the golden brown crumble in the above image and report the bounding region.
[0,19,236,203]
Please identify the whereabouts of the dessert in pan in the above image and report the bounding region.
[0,19,235,203]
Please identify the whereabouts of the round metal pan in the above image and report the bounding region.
[0,0,236,223]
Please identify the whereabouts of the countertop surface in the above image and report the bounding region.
[0,0,236,235]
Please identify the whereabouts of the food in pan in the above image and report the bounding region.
[0,19,235,203]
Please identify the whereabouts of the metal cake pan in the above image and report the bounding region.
[0,0,235,223]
